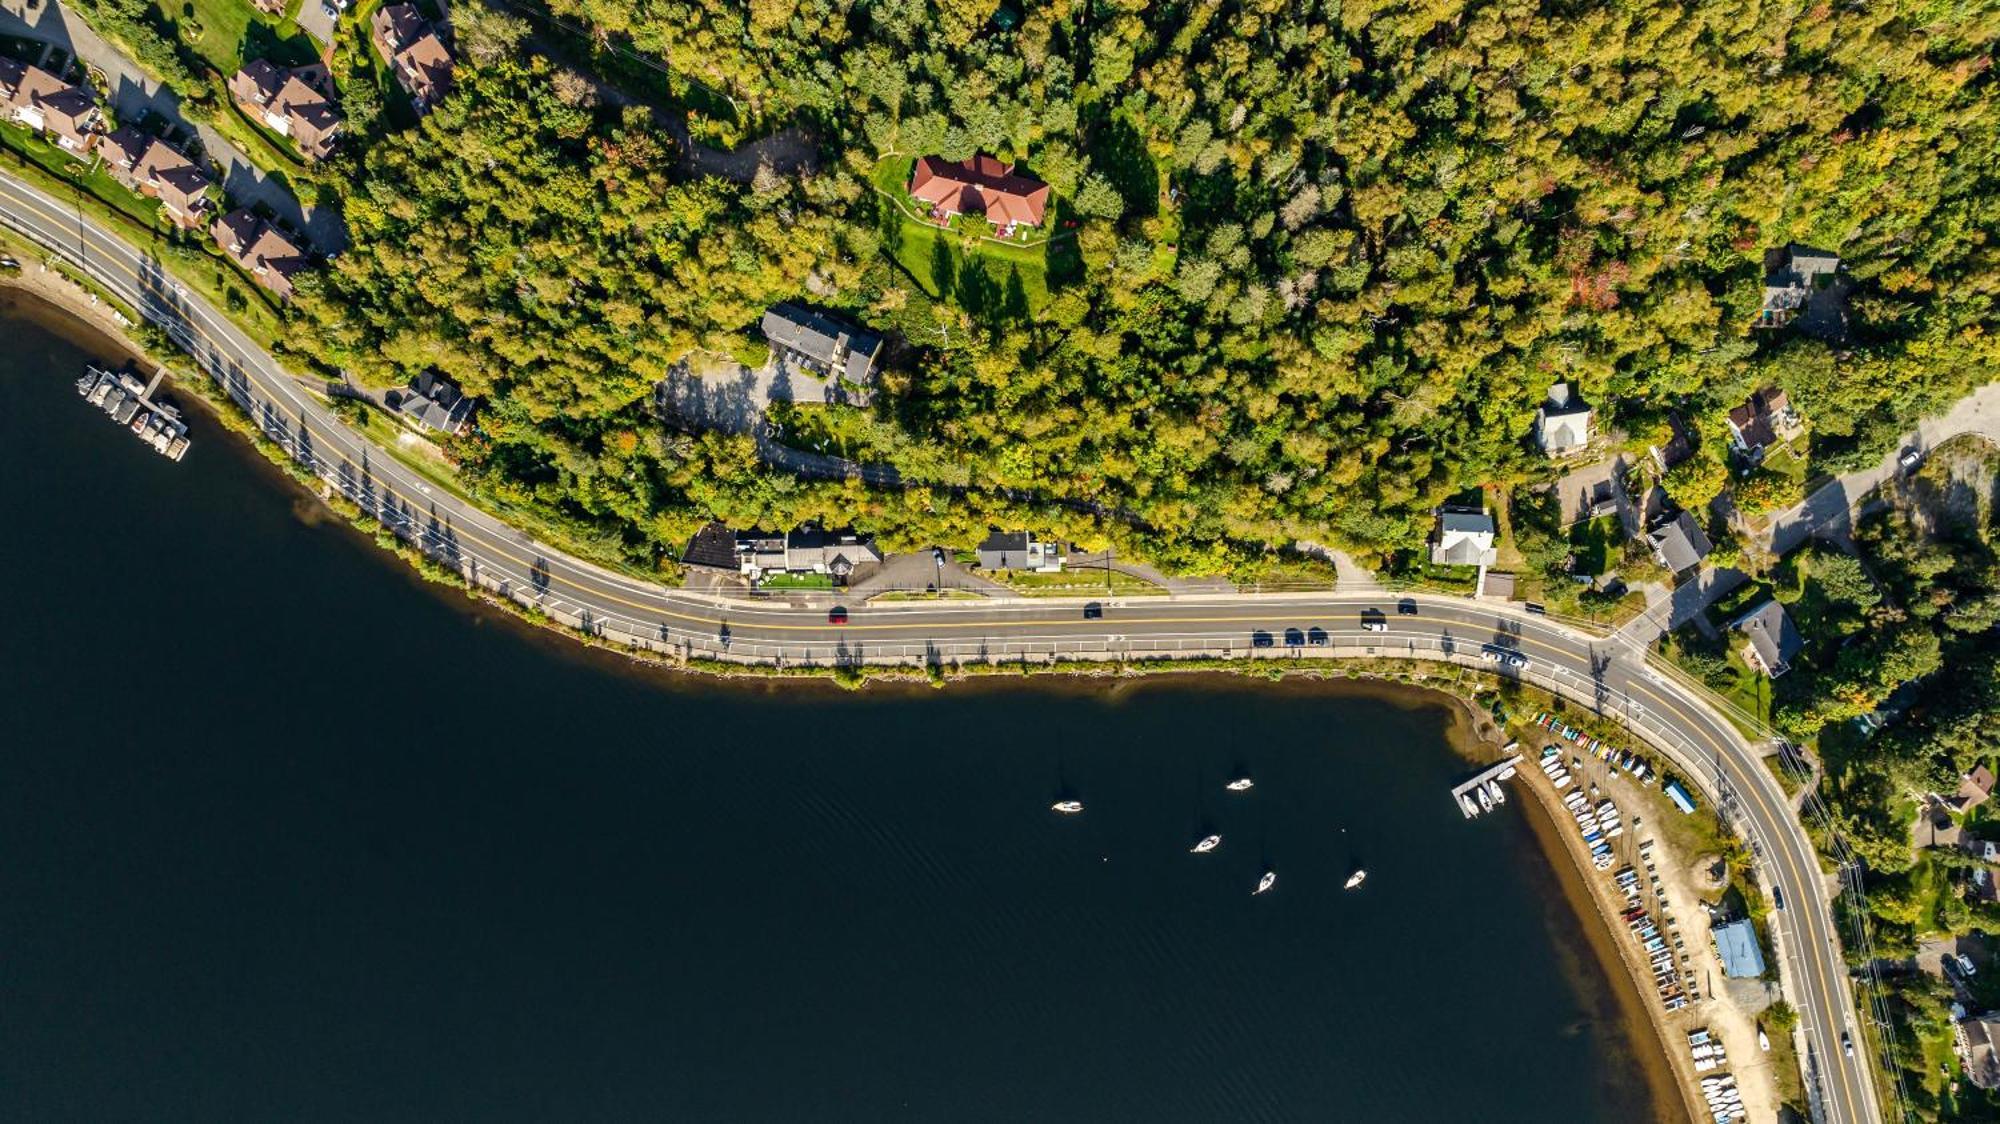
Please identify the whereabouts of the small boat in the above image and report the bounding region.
[1344,869,1367,890]
[1487,780,1506,806]
[1477,786,1494,813]
[1757,1028,1770,1052]
[1190,834,1222,854]
[1225,777,1254,792]
[1253,871,1276,895]
[1051,800,1084,814]
[1459,794,1479,816]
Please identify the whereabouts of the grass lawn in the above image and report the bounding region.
[1658,628,1775,729]
[168,0,319,76]
[870,589,985,602]
[1569,513,1621,576]
[1000,568,1163,597]
[871,156,1060,318]
[758,572,836,591]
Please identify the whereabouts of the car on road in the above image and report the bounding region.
[1362,621,1387,632]
[1251,630,1275,649]
[1524,602,1546,615]
[1480,645,1529,669]
[1306,627,1328,646]
[828,606,849,625]
[1841,1030,1854,1058]
[1900,448,1924,473]
[1082,601,1103,620]
[1397,599,1418,615]
[1772,886,1784,911]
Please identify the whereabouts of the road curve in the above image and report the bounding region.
[0,170,1882,1124]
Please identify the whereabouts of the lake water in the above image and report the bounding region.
[0,295,1670,1121]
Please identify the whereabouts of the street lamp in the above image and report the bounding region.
[932,547,945,597]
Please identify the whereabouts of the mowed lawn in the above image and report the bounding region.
[870,156,1060,318]
[169,0,317,75]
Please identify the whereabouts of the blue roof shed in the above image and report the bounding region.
[1714,919,1766,978]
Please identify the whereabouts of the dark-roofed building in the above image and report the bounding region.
[1649,415,1693,473]
[134,140,212,228]
[371,3,455,112]
[909,154,1051,232]
[1430,507,1497,568]
[1726,388,1802,461]
[0,59,102,155]
[680,522,742,572]
[1647,511,1710,575]
[1757,243,1841,330]
[1712,918,1766,979]
[977,530,1065,573]
[97,125,150,176]
[210,208,310,300]
[1730,598,1803,678]
[228,60,342,161]
[760,303,882,385]
[1535,382,1592,457]
[394,371,475,435]
[1949,765,1996,815]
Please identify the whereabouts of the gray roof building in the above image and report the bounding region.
[1536,382,1592,456]
[1730,598,1804,678]
[1713,918,1766,978]
[761,303,883,384]
[977,530,1064,572]
[1647,511,1711,574]
[1430,508,1498,568]
[730,527,883,580]
[1956,1011,2000,1090]
[395,371,474,436]
[1758,243,1841,329]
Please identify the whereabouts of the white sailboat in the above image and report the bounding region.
[1487,780,1506,806]
[1190,834,1222,854]
[1225,777,1255,792]
[1253,871,1276,895]
[1477,786,1494,813]
[1344,869,1367,890]
[1051,800,1084,814]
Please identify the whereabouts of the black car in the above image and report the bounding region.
[1397,599,1418,615]
[1283,627,1305,647]
[1306,627,1329,646]
[828,606,849,625]
[1083,602,1103,620]
[1251,630,1275,649]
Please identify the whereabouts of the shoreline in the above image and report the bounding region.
[7,280,1701,1123]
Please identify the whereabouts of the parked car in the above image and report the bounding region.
[1251,630,1275,649]
[1397,599,1418,615]
[1900,448,1924,473]
[1284,627,1305,646]
[1306,627,1329,646]
[1842,1030,1854,1058]
[828,606,849,625]
[1524,602,1547,615]
[1362,621,1387,633]
[1082,601,1103,620]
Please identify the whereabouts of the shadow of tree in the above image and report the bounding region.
[1090,113,1159,219]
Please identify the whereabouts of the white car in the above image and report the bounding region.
[1362,621,1387,632]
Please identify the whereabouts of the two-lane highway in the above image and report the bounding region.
[0,169,1882,1124]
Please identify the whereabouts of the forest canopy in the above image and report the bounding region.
[296,0,2000,574]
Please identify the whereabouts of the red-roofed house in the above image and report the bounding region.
[0,58,102,156]
[908,154,1050,233]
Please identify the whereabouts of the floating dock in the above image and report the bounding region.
[76,364,189,460]
[1452,754,1522,818]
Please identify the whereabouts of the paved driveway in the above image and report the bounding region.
[0,0,348,254]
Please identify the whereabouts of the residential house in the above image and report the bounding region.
[228,60,343,161]
[370,3,455,112]
[1726,388,1803,462]
[1430,507,1498,568]
[1757,244,1841,330]
[102,129,214,229]
[1955,1011,2000,1090]
[1649,415,1693,473]
[1535,382,1592,457]
[680,522,742,573]
[734,528,882,582]
[394,371,475,436]
[1729,599,1803,678]
[908,154,1051,233]
[0,59,102,155]
[1647,510,1711,575]
[1948,765,1996,815]
[977,531,1065,573]
[1712,918,1766,979]
[760,303,882,385]
[210,208,310,300]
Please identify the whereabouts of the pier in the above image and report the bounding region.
[1451,754,1523,818]
[76,364,189,460]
